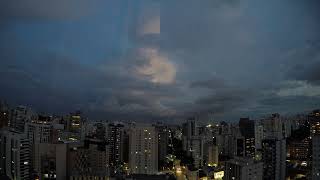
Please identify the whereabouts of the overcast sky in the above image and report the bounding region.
[0,0,320,122]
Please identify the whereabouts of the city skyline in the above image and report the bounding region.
[1,1,320,179]
[1,0,320,122]
[1,103,317,179]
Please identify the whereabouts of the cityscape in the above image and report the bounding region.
[0,103,320,180]
[1,0,320,180]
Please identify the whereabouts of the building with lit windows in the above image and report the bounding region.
[68,112,82,132]
[63,111,85,141]
[287,135,311,162]
[129,124,158,175]
[108,122,125,169]
[239,118,255,158]
[207,143,219,167]
[33,143,68,180]
[0,130,31,180]
[309,110,320,137]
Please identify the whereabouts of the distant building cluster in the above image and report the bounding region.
[0,101,319,180]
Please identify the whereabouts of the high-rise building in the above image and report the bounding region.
[154,123,169,169]
[261,114,284,139]
[9,106,34,133]
[182,118,205,168]
[236,137,245,157]
[129,124,158,175]
[182,118,198,139]
[255,114,286,161]
[239,118,255,158]
[262,138,286,180]
[0,130,31,180]
[224,157,263,180]
[309,110,320,137]
[64,111,85,141]
[68,112,82,132]
[216,133,236,158]
[107,122,125,169]
[95,123,106,140]
[25,121,53,176]
[313,135,320,180]
[287,137,310,161]
[207,143,219,167]
[32,143,68,180]
[68,138,109,178]
[26,122,52,144]
[287,125,311,163]
[254,121,264,150]
[188,136,204,168]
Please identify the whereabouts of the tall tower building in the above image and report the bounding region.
[239,118,255,158]
[155,123,169,169]
[254,120,264,150]
[182,117,204,168]
[107,122,125,169]
[262,137,286,180]
[68,138,109,178]
[95,123,106,140]
[25,121,52,176]
[0,130,31,180]
[255,114,285,160]
[312,135,320,180]
[68,112,81,132]
[129,124,158,175]
[26,121,52,144]
[64,111,85,141]
[182,117,198,139]
[261,113,284,139]
[207,143,219,167]
[28,143,68,180]
[309,110,320,137]
[9,106,34,133]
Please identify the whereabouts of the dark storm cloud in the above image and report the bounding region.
[0,0,102,20]
[1,0,320,121]
[285,40,320,85]
[257,95,320,115]
[193,90,252,113]
[158,0,320,119]
[0,46,181,120]
[186,78,257,119]
[161,0,242,52]
[190,77,226,90]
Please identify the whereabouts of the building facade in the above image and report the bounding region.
[129,125,158,175]
[262,138,286,180]
[224,157,263,180]
[312,136,320,180]
[0,130,31,180]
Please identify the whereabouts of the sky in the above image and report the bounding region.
[0,0,320,122]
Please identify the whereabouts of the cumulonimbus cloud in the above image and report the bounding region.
[135,47,176,84]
